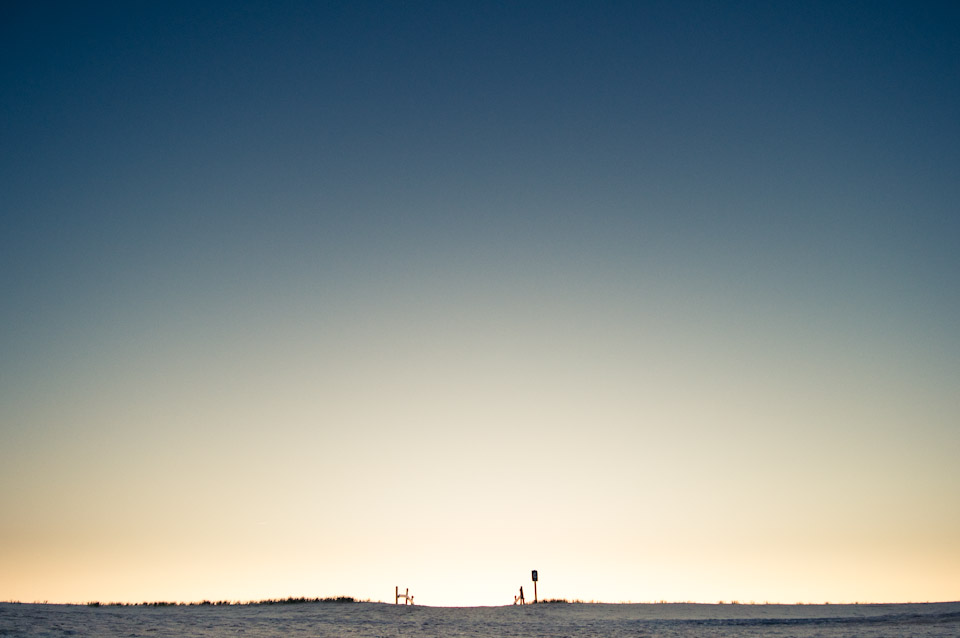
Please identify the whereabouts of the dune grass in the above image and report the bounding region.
[82,596,362,607]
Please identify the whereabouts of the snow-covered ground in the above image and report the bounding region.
[2,601,958,637]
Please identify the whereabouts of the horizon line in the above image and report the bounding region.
[4,597,959,608]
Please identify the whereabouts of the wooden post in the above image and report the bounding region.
[396,587,413,605]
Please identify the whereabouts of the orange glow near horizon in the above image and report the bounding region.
[3,317,959,607]
[4,545,959,607]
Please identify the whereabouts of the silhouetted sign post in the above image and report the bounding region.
[531,570,538,603]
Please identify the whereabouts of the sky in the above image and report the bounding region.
[1,1,958,606]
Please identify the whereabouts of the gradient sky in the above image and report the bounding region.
[2,1,958,606]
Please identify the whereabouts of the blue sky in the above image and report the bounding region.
[2,1,958,605]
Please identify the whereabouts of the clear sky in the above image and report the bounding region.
[2,1,958,606]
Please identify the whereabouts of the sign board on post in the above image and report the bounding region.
[532,570,538,582]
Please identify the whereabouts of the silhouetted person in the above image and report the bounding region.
[519,586,525,605]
